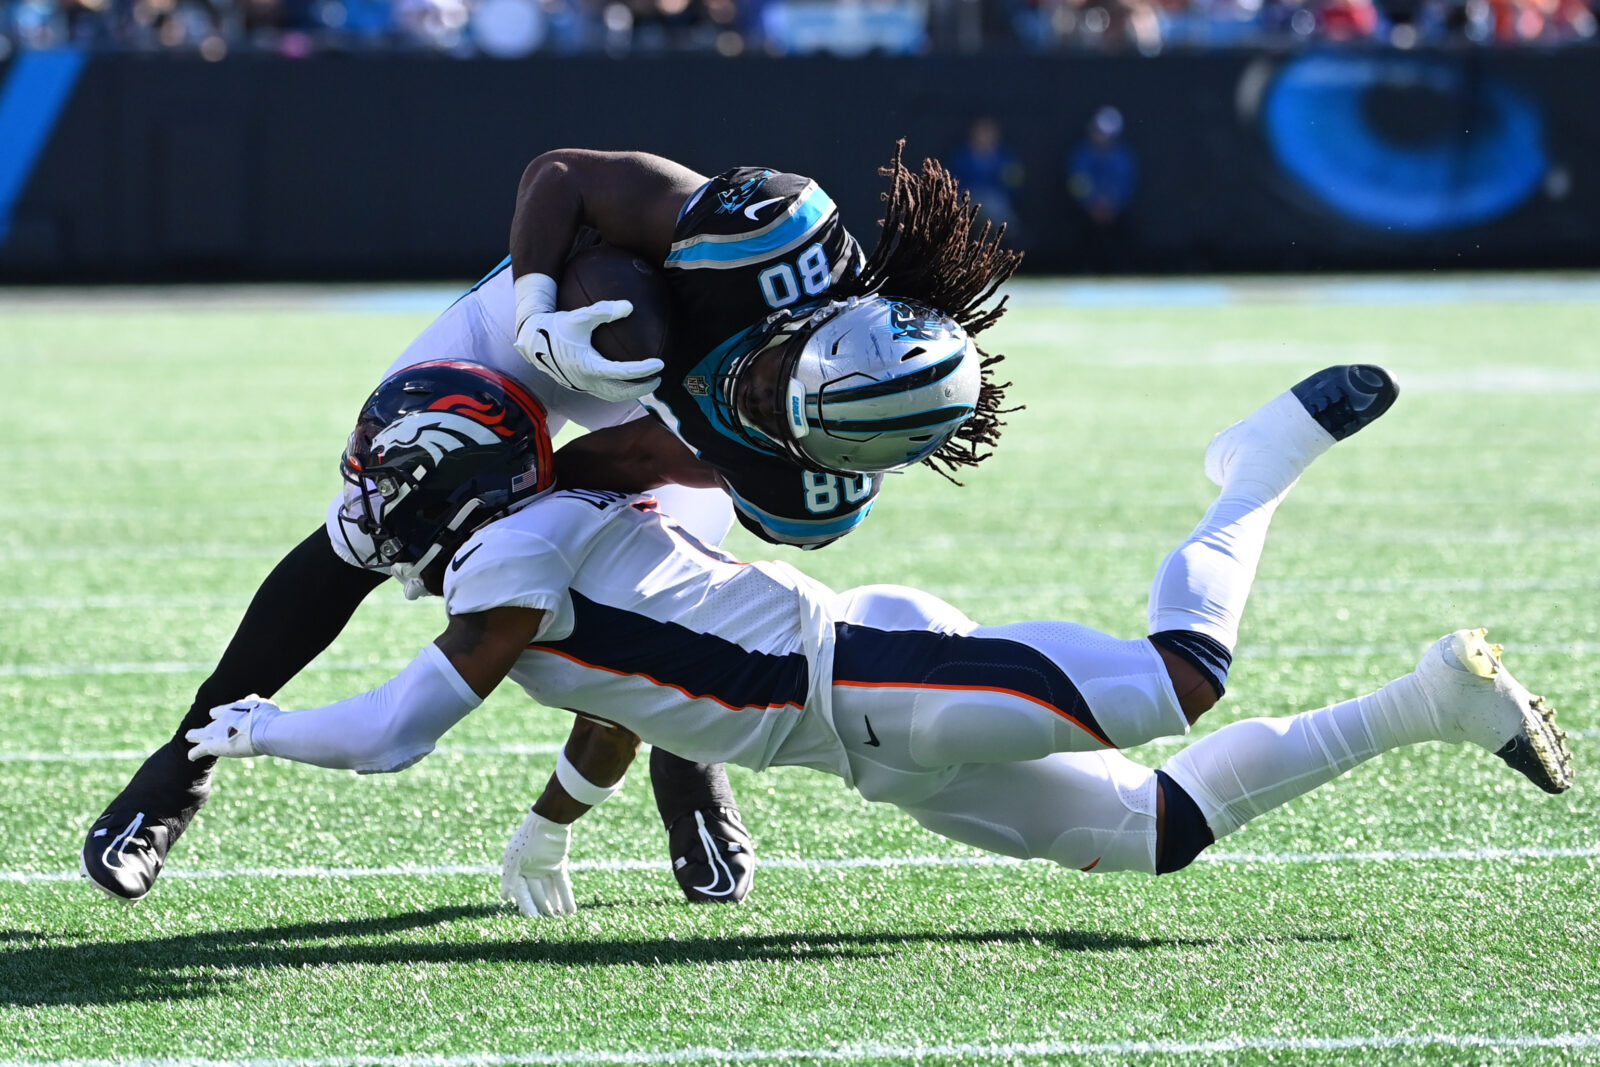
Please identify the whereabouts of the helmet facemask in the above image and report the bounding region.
[719,296,980,476]
[715,307,824,466]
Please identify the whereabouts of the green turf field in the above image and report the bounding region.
[1,279,1597,1065]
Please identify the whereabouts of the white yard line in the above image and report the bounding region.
[2,1032,1598,1066]
[6,844,1597,885]
[0,657,418,678]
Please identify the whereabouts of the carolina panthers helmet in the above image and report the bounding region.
[333,360,554,580]
[718,295,981,475]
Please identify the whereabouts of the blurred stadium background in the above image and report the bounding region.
[0,0,1596,281]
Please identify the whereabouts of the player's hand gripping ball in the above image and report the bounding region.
[557,245,675,372]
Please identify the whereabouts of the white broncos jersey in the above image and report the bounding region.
[442,489,852,781]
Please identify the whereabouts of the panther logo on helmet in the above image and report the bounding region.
[715,295,980,476]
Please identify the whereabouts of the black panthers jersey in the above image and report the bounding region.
[642,167,880,550]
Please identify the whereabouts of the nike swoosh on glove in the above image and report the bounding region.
[513,300,663,403]
[185,696,275,761]
[500,809,577,917]
[668,806,754,903]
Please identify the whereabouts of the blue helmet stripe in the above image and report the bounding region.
[818,351,970,404]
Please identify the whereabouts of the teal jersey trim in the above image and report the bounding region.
[665,185,835,270]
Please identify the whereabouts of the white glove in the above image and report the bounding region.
[185,696,275,761]
[512,271,662,403]
[500,809,577,918]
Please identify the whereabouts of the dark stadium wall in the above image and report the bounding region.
[0,49,1596,281]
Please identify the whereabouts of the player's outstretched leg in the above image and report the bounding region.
[650,749,755,904]
[898,629,1573,879]
[81,738,212,901]
[1155,628,1574,868]
[1147,365,1399,716]
[82,527,387,902]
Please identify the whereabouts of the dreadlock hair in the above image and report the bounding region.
[833,140,1024,481]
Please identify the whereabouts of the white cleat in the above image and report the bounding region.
[1414,628,1574,794]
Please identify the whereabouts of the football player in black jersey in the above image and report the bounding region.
[81,143,1021,909]
[510,144,1020,548]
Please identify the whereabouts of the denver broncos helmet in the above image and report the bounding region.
[333,360,554,581]
[717,295,980,475]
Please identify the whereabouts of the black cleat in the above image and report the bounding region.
[649,749,754,903]
[1206,363,1399,494]
[1290,364,1399,442]
[668,806,755,903]
[81,741,212,902]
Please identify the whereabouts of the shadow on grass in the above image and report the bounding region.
[0,904,1349,1007]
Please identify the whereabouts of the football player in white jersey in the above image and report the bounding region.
[187,361,1574,917]
[85,144,1021,906]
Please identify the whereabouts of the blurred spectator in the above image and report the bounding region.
[1012,0,1163,51]
[1065,106,1138,272]
[0,0,1595,53]
[947,117,1028,248]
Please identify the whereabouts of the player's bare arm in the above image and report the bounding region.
[510,149,708,277]
[510,151,708,402]
[553,418,723,493]
[530,716,641,824]
[433,606,547,697]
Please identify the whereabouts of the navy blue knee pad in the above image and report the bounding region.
[1148,630,1232,699]
[1154,770,1215,875]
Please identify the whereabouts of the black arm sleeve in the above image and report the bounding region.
[171,526,387,742]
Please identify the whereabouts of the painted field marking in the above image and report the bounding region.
[6,844,1597,885]
[2,1031,1599,1067]
[1,742,568,763]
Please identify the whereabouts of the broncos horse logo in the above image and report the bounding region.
[370,397,510,466]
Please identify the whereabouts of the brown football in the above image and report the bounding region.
[557,244,673,371]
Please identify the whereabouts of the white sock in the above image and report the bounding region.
[1161,672,1435,838]
[1147,488,1280,650]
[1147,386,1334,650]
[1206,390,1336,505]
